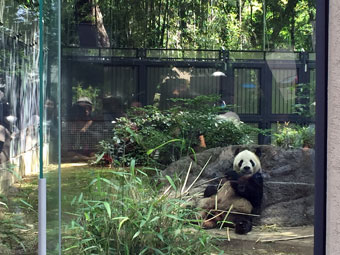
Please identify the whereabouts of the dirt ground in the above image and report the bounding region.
[209,225,314,255]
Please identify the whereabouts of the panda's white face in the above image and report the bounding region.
[233,150,261,175]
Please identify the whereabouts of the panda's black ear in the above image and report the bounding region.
[255,147,261,158]
[234,148,240,157]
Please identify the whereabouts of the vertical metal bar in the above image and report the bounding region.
[246,69,249,113]
[261,62,271,144]
[314,0,328,253]
[38,178,46,255]
[255,69,259,114]
[235,68,239,113]
[38,0,46,253]
[239,68,243,113]
[138,62,148,105]
[39,0,44,180]
[226,59,234,106]
[58,0,62,253]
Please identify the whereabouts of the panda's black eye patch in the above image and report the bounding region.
[238,160,243,168]
[250,160,255,167]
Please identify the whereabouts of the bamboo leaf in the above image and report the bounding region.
[165,175,177,191]
[146,139,183,155]
[132,230,140,240]
[113,216,129,232]
[0,201,8,208]
[103,201,111,218]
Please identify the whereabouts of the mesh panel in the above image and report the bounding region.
[62,121,113,152]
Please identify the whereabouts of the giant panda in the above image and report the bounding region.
[197,148,263,234]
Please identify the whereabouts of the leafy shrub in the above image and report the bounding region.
[63,163,220,255]
[272,122,315,149]
[98,95,260,167]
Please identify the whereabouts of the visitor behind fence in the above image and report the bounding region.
[67,97,94,158]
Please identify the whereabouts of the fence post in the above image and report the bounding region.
[138,49,148,105]
[224,51,234,106]
[297,52,311,124]
[259,60,272,144]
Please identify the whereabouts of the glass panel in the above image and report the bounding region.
[57,0,318,254]
[271,69,298,114]
[147,67,220,108]
[0,0,41,254]
[234,68,260,114]
[146,49,220,60]
[42,0,60,253]
[265,52,300,60]
[229,51,264,60]
[0,0,322,254]
[309,69,316,118]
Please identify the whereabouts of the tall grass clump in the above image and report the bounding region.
[64,161,221,255]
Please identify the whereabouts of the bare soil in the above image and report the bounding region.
[209,225,314,255]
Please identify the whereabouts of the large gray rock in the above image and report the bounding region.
[163,145,315,226]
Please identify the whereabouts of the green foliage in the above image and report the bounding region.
[62,0,315,51]
[293,82,316,120]
[15,0,39,9]
[0,207,26,254]
[0,197,35,253]
[64,163,220,255]
[272,122,315,149]
[72,84,101,112]
[97,95,260,167]
[0,165,39,254]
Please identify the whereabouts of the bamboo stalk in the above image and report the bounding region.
[161,185,172,197]
[184,156,212,194]
[181,161,193,194]
[211,209,260,217]
[219,205,233,230]
[193,176,224,188]
[226,227,230,242]
[204,210,225,222]
[259,235,314,243]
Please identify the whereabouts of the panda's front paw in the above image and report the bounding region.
[203,185,218,197]
[225,170,240,180]
[234,218,252,234]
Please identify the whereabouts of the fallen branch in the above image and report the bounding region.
[259,235,314,243]
[212,209,260,217]
[192,176,225,189]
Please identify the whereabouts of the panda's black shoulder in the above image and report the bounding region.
[231,171,263,210]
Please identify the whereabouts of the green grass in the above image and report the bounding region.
[0,174,38,254]
[2,163,221,254]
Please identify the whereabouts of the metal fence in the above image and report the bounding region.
[61,48,315,146]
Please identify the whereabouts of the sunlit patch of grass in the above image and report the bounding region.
[2,163,221,254]
[61,162,221,254]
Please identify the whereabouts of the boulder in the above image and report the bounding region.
[163,145,315,226]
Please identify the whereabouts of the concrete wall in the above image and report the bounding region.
[0,144,49,194]
[0,148,39,194]
[327,0,340,254]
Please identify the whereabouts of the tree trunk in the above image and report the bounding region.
[270,0,298,47]
[75,0,110,48]
[94,4,110,47]
[160,0,169,47]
